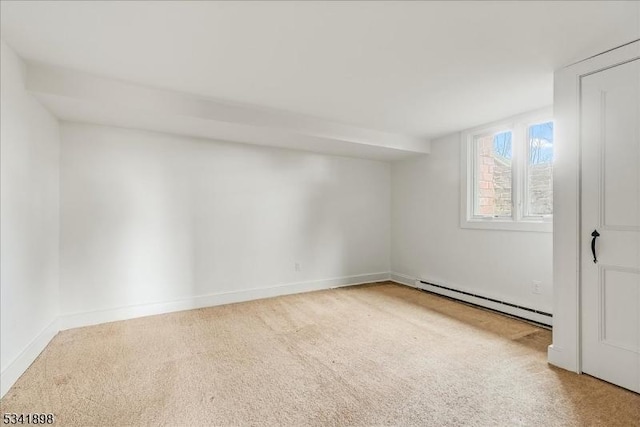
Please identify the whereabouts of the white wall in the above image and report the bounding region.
[391,133,553,313]
[59,123,390,319]
[0,40,60,393]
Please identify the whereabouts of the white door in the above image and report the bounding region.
[580,58,640,393]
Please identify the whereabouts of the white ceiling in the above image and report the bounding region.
[1,1,639,139]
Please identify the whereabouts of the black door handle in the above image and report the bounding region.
[591,229,600,263]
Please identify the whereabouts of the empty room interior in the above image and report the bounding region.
[1,1,639,425]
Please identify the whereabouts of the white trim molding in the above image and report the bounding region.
[550,39,640,373]
[389,272,416,287]
[57,272,390,331]
[1,319,59,398]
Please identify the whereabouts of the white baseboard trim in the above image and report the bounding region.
[547,344,579,373]
[389,271,416,287]
[59,272,391,331]
[1,318,59,398]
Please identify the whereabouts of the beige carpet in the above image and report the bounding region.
[1,282,639,426]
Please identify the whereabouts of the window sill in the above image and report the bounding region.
[461,218,552,233]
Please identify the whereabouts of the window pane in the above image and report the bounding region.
[475,130,512,217]
[527,122,553,216]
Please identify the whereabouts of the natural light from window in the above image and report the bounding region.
[461,110,553,232]
[526,122,553,217]
[474,130,513,218]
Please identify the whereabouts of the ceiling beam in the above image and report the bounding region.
[26,62,430,161]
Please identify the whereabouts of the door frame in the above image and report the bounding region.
[549,39,640,373]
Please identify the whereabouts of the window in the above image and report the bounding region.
[473,130,513,218]
[525,122,553,217]
[461,109,553,232]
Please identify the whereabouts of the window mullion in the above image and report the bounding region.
[510,124,519,222]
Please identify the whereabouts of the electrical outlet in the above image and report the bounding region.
[295,262,301,272]
[532,280,542,294]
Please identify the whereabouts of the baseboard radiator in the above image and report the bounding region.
[417,280,553,328]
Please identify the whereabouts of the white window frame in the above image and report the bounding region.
[460,108,553,232]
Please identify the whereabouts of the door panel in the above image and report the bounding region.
[602,86,640,230]
[580,58,640,393]
[601,267,640,353]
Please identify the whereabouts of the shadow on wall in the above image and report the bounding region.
[60,126,385,314]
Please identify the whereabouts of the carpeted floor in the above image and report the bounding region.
[1,282,639,426]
